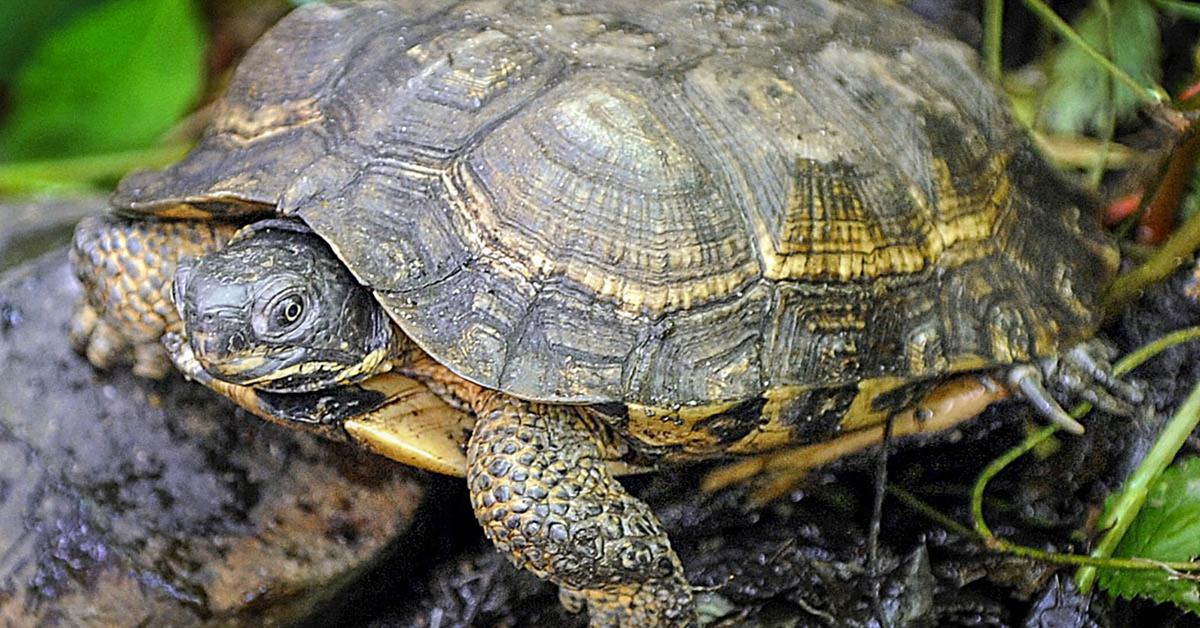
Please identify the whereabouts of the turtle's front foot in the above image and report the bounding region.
[467,394,697,627]
[69,300,173,379]
[68,215,231,380]
[1008,339,1145,434]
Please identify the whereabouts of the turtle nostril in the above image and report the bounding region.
[227,331,249,352]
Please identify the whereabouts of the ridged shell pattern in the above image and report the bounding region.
[112,0,1116,407]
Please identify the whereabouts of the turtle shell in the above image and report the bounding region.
[112,0,1117,409]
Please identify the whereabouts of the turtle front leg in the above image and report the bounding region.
[467,394,696,627]
[70,215,234,378]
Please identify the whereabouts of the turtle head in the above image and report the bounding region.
[172,220,395,393]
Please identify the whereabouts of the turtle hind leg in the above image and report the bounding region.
[467,394,697,627]
[70,215,233,378]
[1008,338,1146,434]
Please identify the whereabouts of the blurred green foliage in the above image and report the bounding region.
[0,0,205,193]
[0,0,106,83]
[0,0,1192,197]
[1155,0,1200,21]
[1037,0,1163,135]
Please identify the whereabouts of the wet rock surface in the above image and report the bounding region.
[0,251,430,626]
[0,197,101,272]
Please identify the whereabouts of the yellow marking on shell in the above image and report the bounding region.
[758,153,1012,281]
[931,156,1011,247]
[409,33,530,104]
[619,366,1011,463]
[724,384,811,455]
[834,376,910,432]
[216,99,322,142]
[448,81,762,316]
[441,97,1012,312]
[622,383,839,458]
[450,165,753,316]
[621,399,744,454]
[152,204,219,219]
[702,375,1009,500]
[615,352,1008,458]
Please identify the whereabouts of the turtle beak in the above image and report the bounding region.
[172,260,256,372]
[199,336,267,376]
[187,300,253,357]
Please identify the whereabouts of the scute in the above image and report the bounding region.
[406,29,542,112]
[111,0,1117,408]
[465,73,762,313]
[112,1,453,214]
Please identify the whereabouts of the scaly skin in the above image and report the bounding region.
[71,216,234,378]
[467,394,696,627]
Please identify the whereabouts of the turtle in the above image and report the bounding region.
[69,0,1144,625]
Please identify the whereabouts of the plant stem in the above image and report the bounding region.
[1155,0,1200,21]
[984,0,1004,80]
[1022,0,1168,106]
[971,423,1059,542]
[895,484,1200,572]
[1077,378,1200,592]
[1087,0,1117,189]
[964,327,1200,588]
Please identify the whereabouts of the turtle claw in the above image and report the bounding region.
[162,331,213,385]
[1063,343,1144,407]
[1008,365,1085,434]
[1009,339,1143,433]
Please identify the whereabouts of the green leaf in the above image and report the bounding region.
[1097,457,1200,613]
[0,0,206,161]
[1038,0,1162,135]
[0,0,107,83]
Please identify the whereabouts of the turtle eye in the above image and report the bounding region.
[268,293,306,332]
